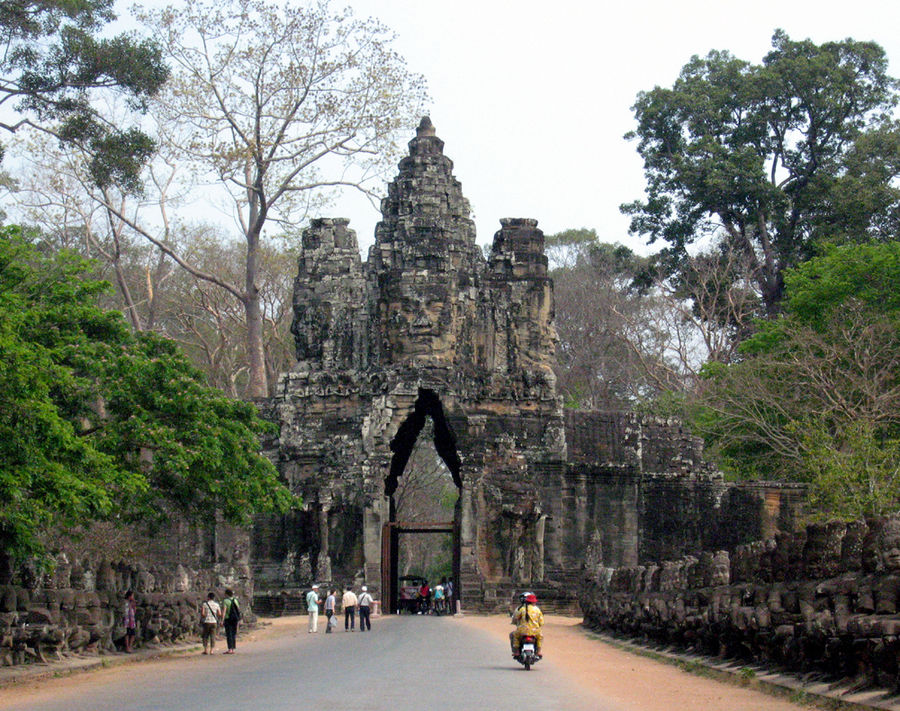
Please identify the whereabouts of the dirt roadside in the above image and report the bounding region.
[459,614,812,711]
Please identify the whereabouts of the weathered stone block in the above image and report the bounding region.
[0,586,15,613]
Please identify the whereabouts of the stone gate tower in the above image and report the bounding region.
[254,118,802,613]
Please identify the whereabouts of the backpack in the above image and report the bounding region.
[227,597,242,622]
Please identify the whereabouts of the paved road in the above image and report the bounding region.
[0,616,613,711]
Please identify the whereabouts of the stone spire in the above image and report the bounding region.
[369,118,481,366]
[416,115,436,137]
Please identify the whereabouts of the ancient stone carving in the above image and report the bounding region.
[580,513,900,695]
[257,117,805,612]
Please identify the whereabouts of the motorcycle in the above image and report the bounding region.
[515,634,540,670]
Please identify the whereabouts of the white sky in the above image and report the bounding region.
[78,0,900,258]
[320,0,900,256]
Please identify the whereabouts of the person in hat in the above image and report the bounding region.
[306,584,321,633]
[509,591,544,658]
[358,585,373,631]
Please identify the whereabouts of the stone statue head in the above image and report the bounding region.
[803,520,845,579]
[862,517,884,574]
[840,519,867,572]
[711,550,731,587]
[880,514,900,572]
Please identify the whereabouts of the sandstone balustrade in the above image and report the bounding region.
[579,514,900,693]
[0,558,242,667]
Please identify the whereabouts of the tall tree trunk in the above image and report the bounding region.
[245,227,268,398]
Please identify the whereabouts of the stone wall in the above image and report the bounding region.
[256,117,805,614]
[580,513,900,691]
[257,118,565,610]
[1,521,252,667]
[547,412,805,573]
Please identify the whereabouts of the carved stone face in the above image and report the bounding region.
[881,517,900,572]
[711,551,731,586]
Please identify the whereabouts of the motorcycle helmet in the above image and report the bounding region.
[518,592,527,604]
[524,592,538,604]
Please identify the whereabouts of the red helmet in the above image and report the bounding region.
[524,593,538,604]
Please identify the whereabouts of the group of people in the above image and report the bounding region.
[416,577,453,615]
[196,588,242,655]
[306,584,375,633]
[127,583,544,662]
[123,588,242,656]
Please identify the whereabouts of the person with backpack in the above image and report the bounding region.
[222,588,241,654]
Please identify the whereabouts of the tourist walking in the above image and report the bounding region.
[324,588,336,633]
[306,584,321,633]
[122,590,137,653]
[358,586,373,631]
[418,580,430,614]
[444,577,454,615]
[222,588,241,654]
[199,592,222,654]
[433,581,445,615]
[342,585,358,631]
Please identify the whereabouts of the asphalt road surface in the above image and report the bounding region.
[0,615,807,711]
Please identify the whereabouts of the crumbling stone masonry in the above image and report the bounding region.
[0,522,250,666]
[255,118,803,612]
[580,513,900,694]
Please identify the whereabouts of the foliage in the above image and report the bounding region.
[10,134,298,398]
[695,242,900,518]
[394,420,456,579]
[0,226,295,560]
[548,229,659,408]
[622,30,900,315]
[127,0,428,397]
[803,421,900,520]
[0,0,168,191]
[0,226,131,559]
[549,229,757,409]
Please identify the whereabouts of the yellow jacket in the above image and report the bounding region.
[512,603,544,636]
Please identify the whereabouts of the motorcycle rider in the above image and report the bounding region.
[509,591,544,658]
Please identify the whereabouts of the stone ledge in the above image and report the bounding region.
[0,641,200,690]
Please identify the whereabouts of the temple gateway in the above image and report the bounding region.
[253,118,803,613]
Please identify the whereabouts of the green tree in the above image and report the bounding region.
[696,242,900,518]
[0,225,295,562]
[0,1,169,191]
[622,30,900,316]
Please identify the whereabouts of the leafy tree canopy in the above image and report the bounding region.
[622,30,900,315]
[696,242,900,519]
[0,225,295,561]
[0,0,169,191]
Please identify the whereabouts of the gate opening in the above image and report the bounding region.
[382,389,461,614]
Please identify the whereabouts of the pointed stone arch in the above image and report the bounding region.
[385,388,462,499]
